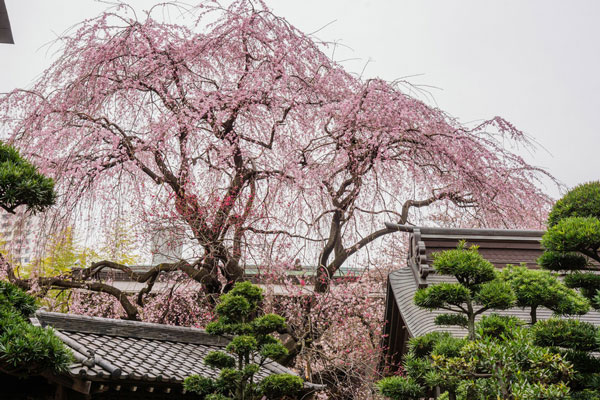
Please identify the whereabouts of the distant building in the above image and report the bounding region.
[0,211,37,264]
[149,225,184,265]
[0,0,14,44]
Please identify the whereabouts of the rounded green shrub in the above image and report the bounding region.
[476,314,522,340]
[259,342,288,361]
[375,376,424,400]
[548,182,600,227]
[253,314,286,335]
[533,319,599,352]
[184,375,217,396]
[259,373,303,399]
[204,351,236,369]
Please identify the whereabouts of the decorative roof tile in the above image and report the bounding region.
[34,311,297,385]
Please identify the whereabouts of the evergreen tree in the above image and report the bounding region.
[0,281,71,375]
[539,182,600,308]
[0,142,55,214]
[184,281,304,400]
[500,264,589,323]
[414,242,515,339]
[534,181,600,397]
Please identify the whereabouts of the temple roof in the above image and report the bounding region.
[32,311,314,396]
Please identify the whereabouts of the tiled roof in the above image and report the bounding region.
[33,311,300,386]
[385,224,545,288]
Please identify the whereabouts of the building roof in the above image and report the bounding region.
[389,267,600,339]
[0,0,13,44]
[385,223,545,289]
[381,225,600,366]
[32,311,312,396]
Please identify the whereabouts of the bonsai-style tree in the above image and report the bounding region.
[0,142,55,214]
[0,281,71,375]
[538,181,600,307]
[184,281,303,400]
[414,242,516,339]
[499,264,589,323]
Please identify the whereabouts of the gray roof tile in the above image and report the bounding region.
[35,311,299,385]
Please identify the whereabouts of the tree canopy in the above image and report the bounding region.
[414,242,515,339]
[0,281,71,376]
[184,281,304,400]
[0,142,55,214]
[539,181,600,308]
[0,0,552,299]
[499,264,589,323]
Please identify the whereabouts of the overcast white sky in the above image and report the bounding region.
[1,0,598,199]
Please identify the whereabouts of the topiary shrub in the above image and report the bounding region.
[547,181,600,227]
[259,374,303,399]
[376,376,424,400]
[184,281,304,400]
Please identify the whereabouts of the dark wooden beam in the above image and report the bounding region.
[0,0,14,44]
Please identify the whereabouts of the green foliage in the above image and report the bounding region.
[548,181,600,227]
[415,283,470,310]
[376,376,424,400]
[205,394,233,400]
[433,328,573,400]
[431,241,496,289]
[184,375,217,396]
[539,181,600,396]
[0,281,36,317]
[474,280,515,309]
[216,294,252,321]
[435,313,468,328]
[500,265,590,322]
[431,336,467,358]
[0,281,71,374]
[542,217,600,254]
[259,374,303,399]
[0,142,56,214]
[541,183,600,311]
[415,244,515,339]
[228,281,263,306]
[226,335,258,355]
[378,313,588,399]
[185,282,303,400]
[569,390,600,400]
[564,273,600,301]
[408,331,451,358]
[538,251,588,271]
[476,314,522,340]
[204,351,236,369]
[533,319,599,352]
[260,342,288,361]
[252,314,286,335]
[403,353,436,384]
